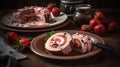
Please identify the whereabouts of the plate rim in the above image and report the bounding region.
[30,30,105,60]
[0,19,70,33]
[1,12,68,29]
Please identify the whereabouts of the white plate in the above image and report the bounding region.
[1,12,68,29]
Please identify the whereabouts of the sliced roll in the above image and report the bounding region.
[72,33,87,53]
[72,33,93,53]
[45,32,73,55]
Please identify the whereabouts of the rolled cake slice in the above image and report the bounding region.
[45,32,73,55]
[72,33,87,53]
[72,33,93,53]
[13,6,52,24]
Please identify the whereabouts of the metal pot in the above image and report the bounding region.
[60,0,89,16]
[73,4,93,27]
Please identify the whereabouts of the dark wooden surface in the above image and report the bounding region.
[0,9,120,67]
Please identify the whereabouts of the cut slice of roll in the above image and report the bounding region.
[72,33,93,53]
[45,32,73,55]
[72,33,87,53]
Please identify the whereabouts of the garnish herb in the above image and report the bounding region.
[44,31,56,41]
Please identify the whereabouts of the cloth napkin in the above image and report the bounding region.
[0,37,27,67]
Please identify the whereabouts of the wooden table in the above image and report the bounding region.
[0,9,120,67]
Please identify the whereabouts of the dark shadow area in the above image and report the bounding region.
[0,0,60,9]
[89,0,120,9]
[0,0,120,9]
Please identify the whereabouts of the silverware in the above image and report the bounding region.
[91,38,113,52]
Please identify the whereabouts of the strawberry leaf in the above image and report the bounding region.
[13,40,24,51]
[82,25,90,28]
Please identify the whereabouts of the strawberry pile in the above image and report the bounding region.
[80,11,120,36]
[47,3,60,17]
[6,32,30,51]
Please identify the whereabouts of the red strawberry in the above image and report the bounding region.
[89,19,100,28]
[6,32,20,43]
[94,24,106,35]
[19,38,30,48]
[52,7,60,17]
[47,4,54,11]
[94,11,110,26]
[100,18,109,26]
[80,25,92,32]
[107,21,120,32]
[94,11,106,20]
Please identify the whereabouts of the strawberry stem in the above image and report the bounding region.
[13,40,24,51]
[82,25,90,28]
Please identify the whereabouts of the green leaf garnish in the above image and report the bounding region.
[44,31,56,41]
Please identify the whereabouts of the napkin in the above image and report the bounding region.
[0,37,27,67]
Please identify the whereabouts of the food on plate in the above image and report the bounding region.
[47,3,60,17]
[13,6,53,27]
[44,31,56,41]
[72,33,93,53]
[51,7,60,17]
[47,3,55,11]
[45,31,94,55]
[45,32,73,55]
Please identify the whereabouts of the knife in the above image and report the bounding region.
[91,38,113,52]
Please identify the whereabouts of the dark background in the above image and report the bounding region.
[0,0,120,9]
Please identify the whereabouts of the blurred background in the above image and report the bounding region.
[0,0,120,9]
